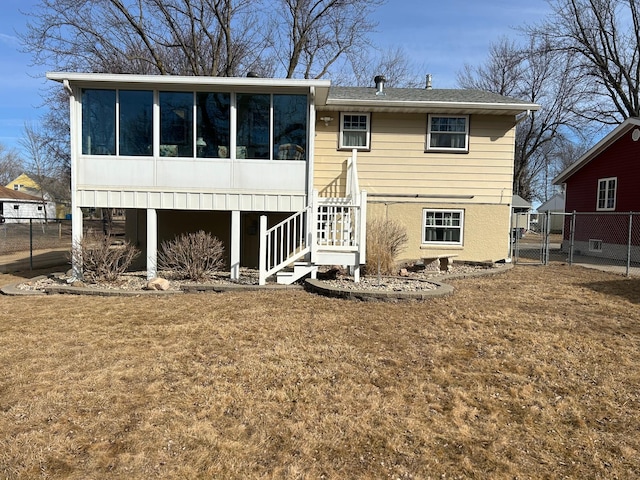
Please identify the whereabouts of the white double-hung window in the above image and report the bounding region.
[426,115,469,152]
[339,113,370,150]
[423,209,464,245]
[597,177,616,211]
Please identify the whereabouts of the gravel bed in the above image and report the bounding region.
[14,263,506,293]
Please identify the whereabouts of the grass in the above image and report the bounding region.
[1,264,639,478]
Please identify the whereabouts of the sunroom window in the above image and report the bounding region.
[160,92,194,157]
[82,89,116,155]
[427,115,469,152]
[196,92,231,158]
[236,93,308,160]
[119,90,153,156]
[79,89,307,160]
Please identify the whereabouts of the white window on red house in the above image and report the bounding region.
[597,177,616,211]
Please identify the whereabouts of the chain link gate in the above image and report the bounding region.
[513,211,640,276]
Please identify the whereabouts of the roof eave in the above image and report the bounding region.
[321,98,540,115]
[553,117,640,185]
[46,72,331,103]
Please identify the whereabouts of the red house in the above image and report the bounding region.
[553,117,640,261]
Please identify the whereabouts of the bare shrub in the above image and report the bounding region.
[72,234,139,282]
[365,217,408,276]
[158,230,225,281]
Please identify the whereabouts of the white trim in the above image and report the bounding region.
[596,177,617,211]
[426,114,469,153]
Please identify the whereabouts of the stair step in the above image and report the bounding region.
[276,262,318,285]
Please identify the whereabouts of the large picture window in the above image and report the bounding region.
[597,177,617,211]
[423,209,464,245]
[427,115,469,152]
[339,113,370,150]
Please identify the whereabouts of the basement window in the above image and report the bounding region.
[423,209,464,245]
[589,239,603,252]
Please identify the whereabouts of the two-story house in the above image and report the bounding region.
[47,72,538,284]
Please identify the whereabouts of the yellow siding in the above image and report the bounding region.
[367,202,512,264]
[314,113,516,204]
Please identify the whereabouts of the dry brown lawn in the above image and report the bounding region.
[1,264,639,479]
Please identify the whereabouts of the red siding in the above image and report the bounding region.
[565,129,640,213]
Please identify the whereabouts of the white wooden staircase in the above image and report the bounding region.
[258,150,367,285]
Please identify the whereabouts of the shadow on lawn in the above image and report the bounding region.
[583,278,640,305]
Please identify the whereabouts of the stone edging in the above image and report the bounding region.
[304,263,513,302]
[305,278,454,301]
[1,263,512,298]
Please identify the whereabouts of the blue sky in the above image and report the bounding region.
[0,0,550,155]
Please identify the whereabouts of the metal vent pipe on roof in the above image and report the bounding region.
[426,74,433,90]
[374,75,386,95]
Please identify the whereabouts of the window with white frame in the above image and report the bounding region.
[423,209,464,245]
[597,177,616,211]
[339,113,370,150]
[426,115,469,152]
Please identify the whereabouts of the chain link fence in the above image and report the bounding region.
[513,211,640,276]
[0,218,126,256]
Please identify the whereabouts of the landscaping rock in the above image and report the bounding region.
[146,277,170,291]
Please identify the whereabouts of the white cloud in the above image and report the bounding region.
[0,33,19,46]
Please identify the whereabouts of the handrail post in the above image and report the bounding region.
[310,190,319,263]
[258,215,267,285]
[359,190,367,262]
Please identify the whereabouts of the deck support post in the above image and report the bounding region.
[231,210,240,280]
[146,208,157,280]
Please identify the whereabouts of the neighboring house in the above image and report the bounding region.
[47,72,539,283]
[553,117,640,258]
[0,185,56,223]
[537,192,565,233]
[5,173,69,219]
[511,194,532,237]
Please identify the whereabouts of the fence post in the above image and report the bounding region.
[627,212,633,277]
[544,212,551,265]
[29,218,33,270]
[569,211,576,265]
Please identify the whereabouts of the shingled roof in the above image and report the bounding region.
[0,185,42,202]
[322,86,539,115]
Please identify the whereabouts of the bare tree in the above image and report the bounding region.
[24,0,387,80]
[20,122,70,222]
[23,0,264,76]
[458,37,583,202]
[531,0,640,124]
[0,144,25,186]
[272,0,383,79]
[350,46,426,87]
